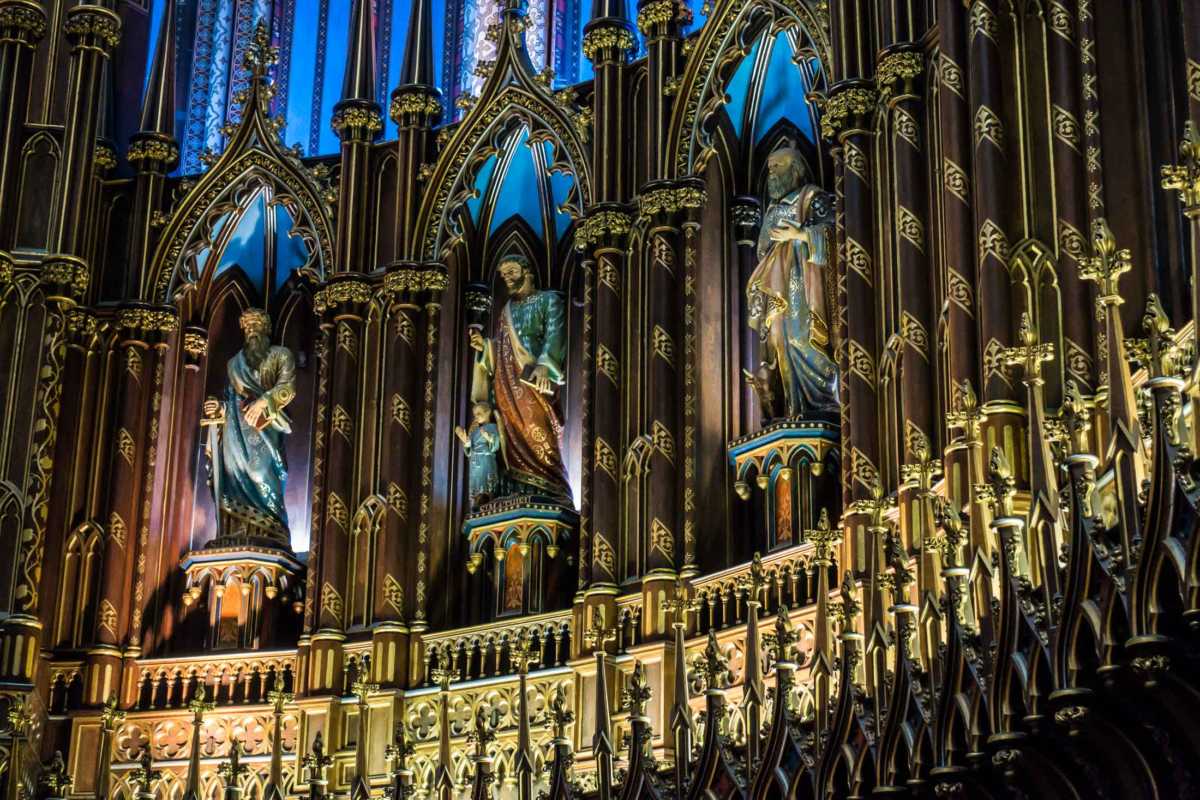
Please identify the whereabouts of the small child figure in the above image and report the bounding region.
[455,401,502,509]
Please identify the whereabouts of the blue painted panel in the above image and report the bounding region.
[317,0,351,155]
[724,34,762,138]
[752,31,814,145]
[467,154,498,224]
[489,128,543,238]
[284,0,320,152]
[274,204,310,291]
[545,141,575,241]
[216,193,268,291]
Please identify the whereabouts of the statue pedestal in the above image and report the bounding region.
[728,420,840,553]
[463,496,577,618]
[180,543,304,650]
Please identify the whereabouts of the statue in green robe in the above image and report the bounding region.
[469,256,571,501]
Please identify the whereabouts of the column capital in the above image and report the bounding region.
[62,4,121,56]
[332,99,384,143]
[574,203,634,252]
[818,79,878,141]
[0,0,46,48]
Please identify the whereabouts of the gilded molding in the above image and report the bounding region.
[389,89,443,122]
[42,255,89,300]
[128,137,180,168]
[0,0,46,45]
[313,280,372,313]
[94,144,117,171]
[182,331,208,357]
[574,209,632,251]
[331,104,384,137]
[63,4,121,53]
[66,309,98,337]
[118,307,179,334]
[382,267,449,296]
[876,50,923,99]
[637,185,706,217]
[582,23,635,62]
[636,0,692,35]
[818,86,877,141]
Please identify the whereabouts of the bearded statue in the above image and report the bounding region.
[202,308,297,546]
[745,146,838,420]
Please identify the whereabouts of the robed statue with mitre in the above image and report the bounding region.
[745,145,839,420]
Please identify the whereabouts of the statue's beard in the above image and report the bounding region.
[768,172,795,201]
[244,333,271,369]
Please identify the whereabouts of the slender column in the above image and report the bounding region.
[967,0,1024,480]
[577,211,630,592]
[879,45,936,557]
[310,280,372,693]
[512,633,537,800]
[740,556,765,765]
[1046,0,1096,397]
[413,292,443,630]
[1162,125,1200,455]
[130,747,161,800]
[391,0,440,259]
[936,0,981,512]
[636,181,704,609]
[807,515,840,736]
[580,3,634,596]
[662,580,697,793]
[0,1,45,249]
[45,4,119,261]
[637,0,687,180]
[823,79,880,573]
[88,309,175,704]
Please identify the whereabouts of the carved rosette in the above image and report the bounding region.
[62,4,121,55]
[0,0,47,47]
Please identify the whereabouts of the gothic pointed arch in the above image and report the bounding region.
[665,0,830,179]
[412,2,593,262]
[143,23,335,306]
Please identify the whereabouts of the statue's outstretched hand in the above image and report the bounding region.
[468,328,486,352]
[454,425,469,446]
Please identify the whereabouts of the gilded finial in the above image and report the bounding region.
[385,724,415,773]
[835,572,860,628]
[769,610,799,663]
[430,665,455,692]
[977,446,1017,518]
[1162,121,1200,216]
[510,631,540,676]
[303,732,333,779]
[548,684,574,739]
[698,630,731,690]
[131,748,161,795]
[242,20,277,80]
[40,751,72,797]
[1142,294,1183,380]
[268,688,293,715]
[1079,218,1132,302]
[622,662,652,717]
[218,740,249,784]
[468,706,500,755]
[806,508,841,565]
[100,692,126,731]
[1061,380,1093,454]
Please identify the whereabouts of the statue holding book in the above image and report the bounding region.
[466,255,571,505]
[202,308,297,546]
